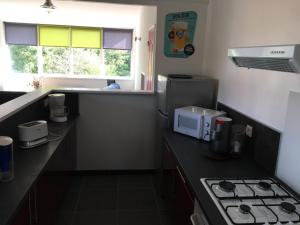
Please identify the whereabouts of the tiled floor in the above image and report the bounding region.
[54,173,174,225]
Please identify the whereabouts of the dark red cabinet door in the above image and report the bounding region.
[12,126,77,225]
[162,142,195,225]
[11,194,32,225]
[174,166,194,225]
[35,130,76,225]
[162,143,177,201]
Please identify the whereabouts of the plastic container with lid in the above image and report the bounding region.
[210,117,232,154]
[0,136,14,182]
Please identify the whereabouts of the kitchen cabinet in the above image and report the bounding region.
[12,125,76,225]
[11,194,33,225]
[162,142,195,225]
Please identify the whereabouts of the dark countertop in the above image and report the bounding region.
[164,131,272,225]
[0,118,77,225]
[0,88,154,123]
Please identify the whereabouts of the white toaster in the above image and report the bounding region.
[18,120,48,148]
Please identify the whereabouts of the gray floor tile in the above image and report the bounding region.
[77,188,117,211]
[73,211,117,225]
[83,174,118,189]
[160,211,175,225]
[154,190,173,211]
[69,175,83,193]
[118,211,161,225]
[53,212,73,225]
[118,174,153,189]
[59,191,80,212]
[118,189,157,211]
[54,173,175,225]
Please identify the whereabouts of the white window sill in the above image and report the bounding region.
[6,73,134,81]
[40,74,134,81]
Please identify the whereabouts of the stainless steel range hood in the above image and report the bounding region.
[228,44,300,73]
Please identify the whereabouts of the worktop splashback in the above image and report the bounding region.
[217,103,281,174]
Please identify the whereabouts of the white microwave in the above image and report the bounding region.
[174,106,226,141]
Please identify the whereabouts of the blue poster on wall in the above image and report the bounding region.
[164,11,198,58]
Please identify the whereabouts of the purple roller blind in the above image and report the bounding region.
[103,29,133,50]
[5,23,37,45]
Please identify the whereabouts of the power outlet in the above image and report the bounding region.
[246,125,253,138]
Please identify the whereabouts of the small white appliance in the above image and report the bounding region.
[48,93,68,122]
[174,106,226,141]
[18,120,48,149]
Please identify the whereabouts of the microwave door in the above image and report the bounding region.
[175,114,201,139]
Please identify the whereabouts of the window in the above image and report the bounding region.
[102,29,133,77]
[71,27,101,49]
[39,25,71,47]
[73,48,101,75]
[5,23,133,78]
[5,23,37,46]
[104,49,131,76]
[43,47,70,74]
[103,29,132,50]
[9,45,38,74]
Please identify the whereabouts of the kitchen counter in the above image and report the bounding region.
[0,117,77,225]
[0,87,154,123]
[164,131,272,225]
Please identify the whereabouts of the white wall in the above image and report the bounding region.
[0,1,141,29]
[155,2,209,77]
[73,1,210,170]
[1,0,211,170]
[0,0,210,91]
[0,1,143,90]
[203,0,300,131]
[135,6,157,90]
[0,21,3,89]
[43,77,134,91]
[77,93,156,170]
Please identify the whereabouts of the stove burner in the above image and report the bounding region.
[239,204,251,214]
[219,180,236,192]
[280,202,296,214]
[257,181,271,191]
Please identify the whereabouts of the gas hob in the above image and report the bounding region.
[201,178,300,225]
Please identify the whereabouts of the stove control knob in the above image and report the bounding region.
[205,122,210,127]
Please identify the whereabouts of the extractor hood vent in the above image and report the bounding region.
[228,45,300,73]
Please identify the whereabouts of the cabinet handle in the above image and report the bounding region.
[176,166,186,184]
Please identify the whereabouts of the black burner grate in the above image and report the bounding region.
[203,178,300,225]
[206,178,289,200]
